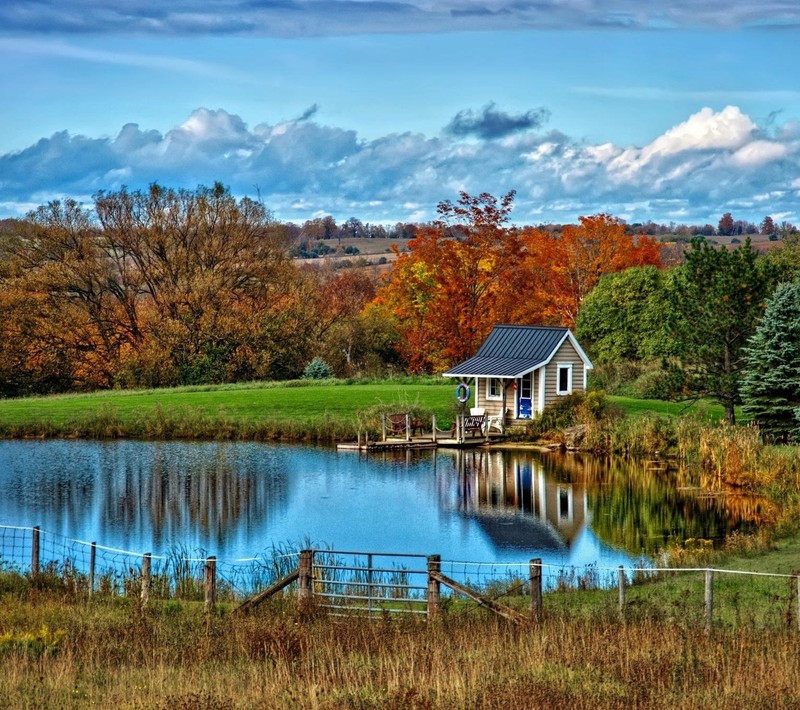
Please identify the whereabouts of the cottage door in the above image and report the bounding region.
[517,372,533,418]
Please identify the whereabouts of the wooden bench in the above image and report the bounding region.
[386,413,426,438]
[453,414,486,438]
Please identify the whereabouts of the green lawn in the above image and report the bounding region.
[608,395,739,421]
[0,379,457,437]
[0,381,739,439]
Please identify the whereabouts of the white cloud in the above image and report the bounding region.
[0,104,798,226]
[729,139,789,166]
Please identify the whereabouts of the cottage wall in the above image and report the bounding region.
[475,377,511,418]
[542,338,585,404]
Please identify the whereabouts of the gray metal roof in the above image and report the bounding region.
[443,325,570,378]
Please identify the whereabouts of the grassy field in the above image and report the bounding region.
[2,549,800,709]
[608,395,737,421]
[0,379,733,441]
[0,379,456,440]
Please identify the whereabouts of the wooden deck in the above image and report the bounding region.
[336,433,505,452]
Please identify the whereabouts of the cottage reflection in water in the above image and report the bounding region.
[441,449,588,553]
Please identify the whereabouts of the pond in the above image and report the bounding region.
[0,440,753,575]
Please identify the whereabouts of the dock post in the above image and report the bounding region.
[381,413,387,442]
[432,414,437,443]
[405,413,411,442]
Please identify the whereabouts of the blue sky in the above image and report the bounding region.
[1,1,799,226]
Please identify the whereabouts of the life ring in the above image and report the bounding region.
[455,383,471,403]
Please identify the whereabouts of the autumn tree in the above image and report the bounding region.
[761,215,776,236]
[718,212,735,236]
[375,191,519,371]
[95,182,294,385]
[6,199,130,389]
[520,214,661,327]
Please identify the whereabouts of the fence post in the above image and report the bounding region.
[530,558,542,620]
[298,549,313,613]
[381,413,387,442]
[427,555,441,620]
[796,575,800,634]
[618,565,626,618]
[432,414,437,443]
[367,553,374,615]
[204,556,217,614]
[31,526,40,576]
[141,553,152,608]
[88,542,96,597]
[704,569,714,633]
[405,413,411,441]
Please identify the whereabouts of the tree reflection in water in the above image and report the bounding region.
[440,449,762,556]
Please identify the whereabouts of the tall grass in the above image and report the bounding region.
[1,589,800,709]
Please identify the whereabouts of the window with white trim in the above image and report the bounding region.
[520,372,532,399]
[557,364,572,395]
[486,377,502,400]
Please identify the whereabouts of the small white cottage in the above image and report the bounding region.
[443,324,593,427]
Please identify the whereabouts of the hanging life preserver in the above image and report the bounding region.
[512,380,518,391]
[455,382,471,403]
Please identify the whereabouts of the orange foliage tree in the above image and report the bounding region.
[376,200,662,372]
[375,191,521,372]
[521,214,661,326]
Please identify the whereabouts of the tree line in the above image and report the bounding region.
[2,183,799,440]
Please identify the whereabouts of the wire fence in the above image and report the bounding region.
[2,524,799,631]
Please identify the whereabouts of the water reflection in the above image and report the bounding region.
[0,440,755,566]
[440,449,587,553]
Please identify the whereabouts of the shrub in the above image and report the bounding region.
[302,357,334,380]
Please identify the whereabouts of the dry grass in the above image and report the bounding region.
[2,591,800,709]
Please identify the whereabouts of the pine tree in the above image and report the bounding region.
[741,280,800,442]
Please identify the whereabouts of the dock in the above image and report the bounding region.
[336,412,506,452]
[336,434,505,453]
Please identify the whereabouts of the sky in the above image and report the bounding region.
[1,1,799,226]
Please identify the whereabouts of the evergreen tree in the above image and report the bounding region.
[741,280,800,442]
[669,238,774,424]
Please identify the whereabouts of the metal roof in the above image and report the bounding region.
[442,325,571,378]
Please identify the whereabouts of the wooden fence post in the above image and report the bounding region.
[427,555,441,620]
[141,553,151,608]
[204,556,217,614]
[298,549,313,613]
[530,558,542,620]
[432,414,437,443]
[88,542,96,597]
[704,569,714,633]
[796,575,800,634]
[405,413,411,441]
[618,565,626,618]
[381,414,387,442]
[31,526,40,576]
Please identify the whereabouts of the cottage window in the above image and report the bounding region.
[486,378,502,400]
[557,364,572,395]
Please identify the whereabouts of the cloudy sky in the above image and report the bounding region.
[1,1,799,226]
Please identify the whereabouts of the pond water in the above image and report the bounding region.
[0,440,750,570]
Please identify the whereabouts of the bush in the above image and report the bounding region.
[302,357,334,380]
